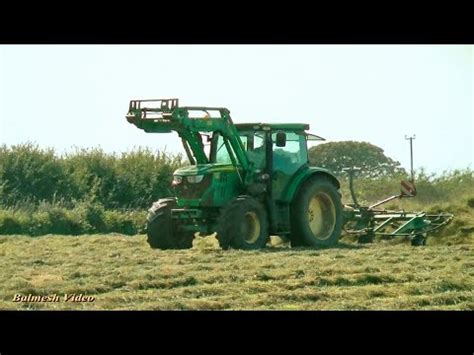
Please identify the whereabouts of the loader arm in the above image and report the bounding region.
[126,99,250,172]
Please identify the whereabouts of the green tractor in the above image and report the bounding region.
[126,98,343,250]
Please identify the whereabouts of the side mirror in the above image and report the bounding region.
[276,131,287,147]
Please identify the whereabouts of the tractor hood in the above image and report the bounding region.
[174,163,237,176]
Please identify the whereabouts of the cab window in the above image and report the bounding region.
[272,131,308,174]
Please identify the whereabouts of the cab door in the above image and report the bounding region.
[271,131,308,200]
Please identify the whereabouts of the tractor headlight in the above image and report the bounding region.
[186,175,205,184]
[172,175,183,186]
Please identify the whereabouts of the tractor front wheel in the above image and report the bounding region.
[146,198,194,250]
[216,196,269,250]
[290,177,343,248]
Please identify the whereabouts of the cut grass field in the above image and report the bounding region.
[0,228,472,310]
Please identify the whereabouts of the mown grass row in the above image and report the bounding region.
[0,234,472,310]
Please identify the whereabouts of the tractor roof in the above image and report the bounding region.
[235,123,310,131]
[235,123,325,141]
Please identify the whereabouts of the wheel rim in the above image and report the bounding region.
[308,192,336,240]
[243,211,261,243]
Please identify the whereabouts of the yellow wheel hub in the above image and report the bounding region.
[308,192,336,240]
[244,212,261,243]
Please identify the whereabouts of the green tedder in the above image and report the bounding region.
[126,98,453,250]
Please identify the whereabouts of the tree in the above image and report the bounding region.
[308,141,406,178]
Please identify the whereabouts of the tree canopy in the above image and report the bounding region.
[308,141,406,178]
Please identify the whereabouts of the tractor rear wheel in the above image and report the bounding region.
[146,198,194,250]
[216,196,269,250]
[290,177,343,248]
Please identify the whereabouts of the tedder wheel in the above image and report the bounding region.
[358,230,375,244]
[216,196,269,250]
[146,198,194,250]
[290,177,343,248]
[411,234,426,246]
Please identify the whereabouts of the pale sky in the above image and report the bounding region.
[0,45,472,174]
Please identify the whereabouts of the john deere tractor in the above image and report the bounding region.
[126,98,343,250]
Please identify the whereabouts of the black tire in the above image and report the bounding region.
[290,176,343,248]
[358,230,375,244]
[289,229,306,247]
[146,198,194,250]
[216,196,269,250]
[411,234,426,246]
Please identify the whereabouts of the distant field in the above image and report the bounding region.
[1,230,472,310]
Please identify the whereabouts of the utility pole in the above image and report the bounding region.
[405,135,416,183]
